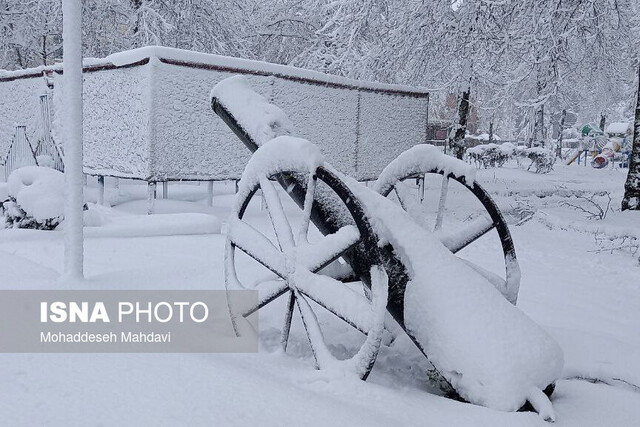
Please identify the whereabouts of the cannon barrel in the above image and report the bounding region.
[212,97,412,330]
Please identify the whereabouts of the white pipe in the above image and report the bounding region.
[62,0,84,279]
[206,181,214,207]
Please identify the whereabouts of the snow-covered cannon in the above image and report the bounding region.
[212,76,563,419]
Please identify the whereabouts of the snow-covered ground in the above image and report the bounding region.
[0,163,639,426]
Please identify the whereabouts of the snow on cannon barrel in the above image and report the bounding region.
[211,76,563,420]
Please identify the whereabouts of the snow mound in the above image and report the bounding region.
[211,75,293,146]
[347,178,563,414]
[374,145,475,194]
[0,250,59,287]
[7,166,65,222]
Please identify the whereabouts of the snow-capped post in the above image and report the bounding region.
[622,64,640,211]
[62,0,84,279]
[206,181,214,207]
[97,175,105,206]
[162,181,168,199]
[147,182,157,214]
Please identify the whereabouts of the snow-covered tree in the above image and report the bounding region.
[622,64,640,211]
[1,0,639,157]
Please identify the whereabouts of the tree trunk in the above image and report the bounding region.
[622,65,640,211]
[556,109,566,158]
[14,47,24,68]
[132,0,143,34]
[448,87,470,159]
[599,114,606,131]
[533,105,544,147]
[42,35,47,66]
[488,122,494,144]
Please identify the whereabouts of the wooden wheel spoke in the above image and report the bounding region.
[280,290,296,351]
[260,176,295,251]
[297,171,317,245]
[298,225,360,273]
[294,268,373,334]
[436,215,495,254]
[228,218,287,278]
[434,175,449,231]
[294,291,333,368]
[393,185,410,211]
[242,280,289,317]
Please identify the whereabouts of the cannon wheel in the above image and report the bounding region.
[226,161,388,380]
[374,157,521,305]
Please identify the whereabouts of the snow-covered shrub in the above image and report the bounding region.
[498,142,517,159]
[464,143,555,173]
[466,143,515,168]
[466,145,486,168]
[521,147,555,174]
[560,192,613,220]
[2,166,65,230]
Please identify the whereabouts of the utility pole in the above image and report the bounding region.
[62,0,84,278]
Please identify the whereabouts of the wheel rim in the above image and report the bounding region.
[226,162,388,379]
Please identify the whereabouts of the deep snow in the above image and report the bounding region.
[0,163,639,426]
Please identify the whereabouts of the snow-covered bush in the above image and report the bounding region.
[464,143,555,173]
[466,143,516,168]
[521,147,555,174]
[2,166,65,230]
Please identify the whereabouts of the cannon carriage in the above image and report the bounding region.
[212,76,562,419]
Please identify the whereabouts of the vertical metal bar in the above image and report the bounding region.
[38,93,64,172]
[162,181,168,199]
[40,94,52,147]
[4,133,14,181]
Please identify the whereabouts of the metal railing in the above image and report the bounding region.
[3,125,37,181]
[34,94,65,172]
